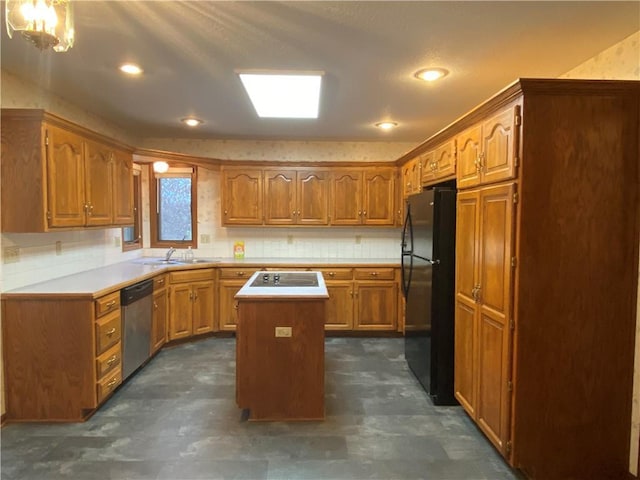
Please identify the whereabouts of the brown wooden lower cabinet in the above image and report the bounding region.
[151,275,168,354]
[168,268,215,340]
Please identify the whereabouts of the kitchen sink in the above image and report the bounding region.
[135,258,217,266]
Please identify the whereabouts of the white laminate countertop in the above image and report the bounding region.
[235,271,329,300]
[2,257,400,299]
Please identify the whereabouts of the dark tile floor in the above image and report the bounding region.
[1,337,520,480]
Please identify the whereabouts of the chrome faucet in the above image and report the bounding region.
[164,247,177,261]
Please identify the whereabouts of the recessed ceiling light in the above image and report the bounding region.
[414,67,449,82]
[119,63,143,75]
[375,121,398,131]
[238,71,323,118]
[181,117,203,127]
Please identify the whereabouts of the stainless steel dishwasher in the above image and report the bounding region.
[121,279,154,380]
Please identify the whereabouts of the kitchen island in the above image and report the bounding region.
[235,271,329,421]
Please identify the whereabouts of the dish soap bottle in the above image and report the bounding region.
[185,246,194,263]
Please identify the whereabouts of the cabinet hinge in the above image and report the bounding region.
[515,113,522,126]
[511,256,517,268]
[507,380,513,392]
[506,441,512,454]
[45,133,49,146]
[513,192,519,204]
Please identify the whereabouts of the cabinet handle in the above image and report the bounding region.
[328,272,336,277]
[350,291,354,297]
[106,355,118,366]
[106,327,116,337]
[106,378,118,389]
[194,293,198,301]
[105,300,117,308]
[233,302,239,310]
[189,292,193,300]
[370,272,378,277]
[157,279,165,285]
[153,302,158,309]
[237,272,245,277]
[476,285,482,303]
[363,211,367,216]
[358,211,362,216]
[224,209,228,215]
[297,210,300,216]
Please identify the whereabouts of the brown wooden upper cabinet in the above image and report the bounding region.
[401,157,421,198]
[223,166,395,227]
[264,168,329,225]
[0,109,134,232]
[456,102,521,189]
[221,168,263,225]
[330,168,395,226]
[420,140,456,187]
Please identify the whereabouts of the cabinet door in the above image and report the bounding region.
[456,125,482,189]
[151,289,168,354]
[222,169,263,225]
[475,183,515,454]
[297,170,329,225]
[363,169,395,225]
[354,281,397,330]
[420,151,436,185]
[330,171,362,225]
[46,125,86,228]
[324,282,354,330]
[169,284,193,340]
[192,281,215,335]
[84,138,113,226]
[480,104,518,186]
[218,280,244,331]
[434,140,456,179]
[264,170,296,225]
[454,190,480,415]
[112,149,134,225]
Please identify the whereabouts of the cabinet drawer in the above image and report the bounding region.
[169,268,214,284]
[97,368,122,404]
[153,274,168,291]
[354,268,396,280]
[96,309,121,355]
[319,268,353,281]
[96,342,121,380]
[218,268,259,280]
[95,291,120,318]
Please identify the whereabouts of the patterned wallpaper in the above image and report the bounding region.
[139,138,415,163]
[561,30,639,80]
[0,70,137,144]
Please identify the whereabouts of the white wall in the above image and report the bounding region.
[560,29,640,475]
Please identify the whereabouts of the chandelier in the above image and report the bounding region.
[5,0,74,52]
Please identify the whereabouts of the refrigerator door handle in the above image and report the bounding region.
[401,206,413,255]
[428,259,440,266]
[401,253,413,299]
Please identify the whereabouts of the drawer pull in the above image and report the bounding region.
[106,355,118,366]
[236,271,245,277]
[328,272,335,277]
[370,272,379,276]
[105,300,117,308]
[106,378,118,389]
[106,327,116,337]
[157,279,165,285]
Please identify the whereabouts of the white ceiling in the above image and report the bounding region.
[1,1,638,143]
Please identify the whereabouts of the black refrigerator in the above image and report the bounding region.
[402,185,457,405]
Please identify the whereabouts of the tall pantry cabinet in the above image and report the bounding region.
[450,79,639,480]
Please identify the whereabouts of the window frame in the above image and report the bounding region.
[122,164,143,251]
[149,163,198,249]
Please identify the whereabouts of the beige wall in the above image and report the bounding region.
[560,29,640,474]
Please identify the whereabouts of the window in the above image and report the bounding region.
[122,164,142,251]
[150,165,197,248]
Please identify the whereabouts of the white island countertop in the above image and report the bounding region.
[235,271,329,300]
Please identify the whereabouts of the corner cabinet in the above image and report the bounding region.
[447,79,640,479]
[0,109,134,232]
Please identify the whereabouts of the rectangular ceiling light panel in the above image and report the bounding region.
[238,72,322,119]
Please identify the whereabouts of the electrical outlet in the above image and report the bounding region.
[200,234,211,244]
[275,326,292,338]
[355,235,362,244]
[287,235,294,245]
[3,246,20,264]
[55,241,62,255]
[114,236,121,247]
